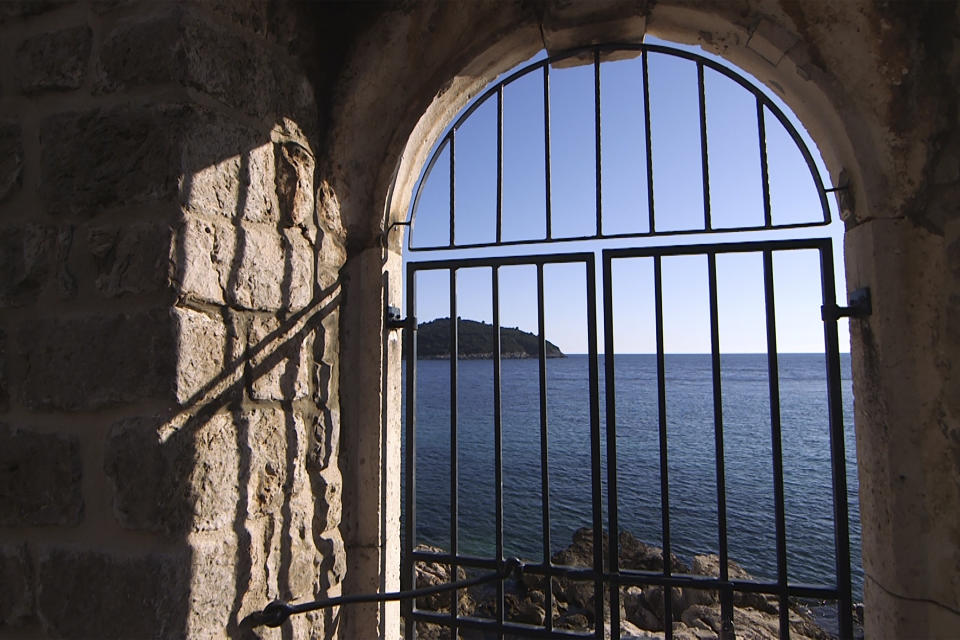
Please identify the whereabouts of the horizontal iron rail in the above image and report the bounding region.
[407,551,842,599]
[411,611,595,639]
[602,236,831,259]
[245,558,524,629]
[406,251,595,271]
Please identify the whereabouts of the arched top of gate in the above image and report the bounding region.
[402,43,838,253]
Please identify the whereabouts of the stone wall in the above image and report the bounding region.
[0,1,345,638]
[1,1,959,639]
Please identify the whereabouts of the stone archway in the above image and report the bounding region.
[327,2,960,639]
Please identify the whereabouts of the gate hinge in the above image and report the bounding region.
[386,305,409,330]
[822,287,871,322]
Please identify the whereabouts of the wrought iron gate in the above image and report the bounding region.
[400,44,856,640]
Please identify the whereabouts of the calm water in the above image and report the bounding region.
[403,353,862,600]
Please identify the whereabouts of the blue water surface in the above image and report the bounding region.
[402,353,862,601]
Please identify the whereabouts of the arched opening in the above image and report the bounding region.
[397,41,858,639]
[330,4,958,639]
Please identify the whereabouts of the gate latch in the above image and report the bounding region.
[822,287,871,322]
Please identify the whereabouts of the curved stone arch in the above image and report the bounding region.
[330,3,960,639]
[404,42,834,251]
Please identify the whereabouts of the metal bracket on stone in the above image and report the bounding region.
[386,305,409,330]
[822,287,871,322]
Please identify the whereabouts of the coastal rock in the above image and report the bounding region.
[413,544,473,614]
[409,532,833,640]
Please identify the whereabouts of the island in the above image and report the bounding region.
[416,317,565,359]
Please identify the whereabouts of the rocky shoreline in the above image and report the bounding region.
[409,528,844,640]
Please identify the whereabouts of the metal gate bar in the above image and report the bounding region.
[600,237,853,640]
[407,43,835,253]
[762,248,791,638]
[820,244,854,639]
[404,252,602,639]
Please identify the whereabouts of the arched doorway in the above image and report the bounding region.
[398,43,856,639]
[330,4,959,639]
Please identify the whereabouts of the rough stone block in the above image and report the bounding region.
[246,315,310,401]
[275,140,315,228]
[104,413,239,535]
[41,105,188,216]
[88,223,171,297]
[0,121,23,202]
[286,228,315,309]
[17,310,175,409]
[0,225,52,307]
[173,306,238,405]
[312,467,342,534]
[96,8,316,124]
[316,529,347,590]
[36,548,188,639]
[0,544,32,626]
[0,425,82,526]
[177,216,314,311]
[0,1,68,21]
[175,215,234,306]
[16,25,92,94]
[0,224,77,306]
[181,113,279,224]
[0,329,7,411]
[186,534,236,634]
[245,406,299,517]
[231,224,312,311]
[232,225,283,310]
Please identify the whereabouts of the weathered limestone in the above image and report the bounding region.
[16,311,176,410]
[0,545,32,627]
[1,2,339,638]
[0,121,22,202]
[36,548,189,639]
[846,217,960,636]
[0,1,957,639]
[15,25,92,94]
[105,413,239,535]
[41,105,187,216]
[0,425,82,526]
[87,223,171,297]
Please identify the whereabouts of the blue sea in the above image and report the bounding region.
[403,353,862,602]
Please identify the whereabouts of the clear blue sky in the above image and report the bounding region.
[404,37,849,354]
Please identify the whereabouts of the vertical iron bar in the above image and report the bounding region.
[543,65,553,241]
[757,99,773,229]
[763,250,790,639]
[403,266,418,640]
[594,48,603,238]
[698,62,712,231]
[537,262,553,631]
[586,256,604,638]
[497,86,504,245]
[602,252,621,640]
[449,268,459,637]
[820,243,854,640]
[449,131,456,247]
[492,266,505,638]
[654,255,673,639]
[708,253,734,637]
[643,49,656,234]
